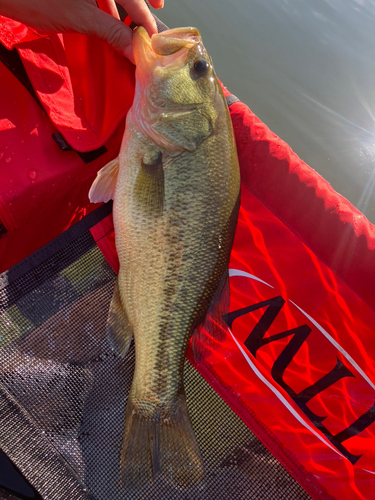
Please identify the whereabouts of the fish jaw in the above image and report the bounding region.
[151,27,201,55]
[133,26,200,66]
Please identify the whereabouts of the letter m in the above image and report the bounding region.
[223,296,311,396]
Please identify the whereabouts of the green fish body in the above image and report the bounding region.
[89,26,240,488]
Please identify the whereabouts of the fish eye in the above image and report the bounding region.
[192,59,210,77]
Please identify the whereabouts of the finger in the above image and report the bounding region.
[97,0,121,19]
[89,8,135,60]
[116,0,157,36]
[148,0,164,9]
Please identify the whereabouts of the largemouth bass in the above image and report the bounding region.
[89,26,240,488]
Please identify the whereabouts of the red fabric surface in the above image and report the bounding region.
[0,16,45,49]
[0,52,126,271]
[0,16,135,152]
[226,95,375,312]
[0,17,130,271]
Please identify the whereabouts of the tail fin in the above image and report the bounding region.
[120,394,204,488]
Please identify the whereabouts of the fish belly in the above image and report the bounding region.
[113,114,239,487]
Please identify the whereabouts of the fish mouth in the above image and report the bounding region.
[133,26,201,67]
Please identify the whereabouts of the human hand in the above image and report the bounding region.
[0,0,163,61]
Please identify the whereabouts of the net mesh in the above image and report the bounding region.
[0,206,311,500]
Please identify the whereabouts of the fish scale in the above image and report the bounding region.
[89,26,240,488]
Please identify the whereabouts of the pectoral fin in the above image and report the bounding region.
[134,152,164,215]
[89,158,119,203]
[106,280,133,357]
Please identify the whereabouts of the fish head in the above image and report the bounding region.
[132,27,222,153]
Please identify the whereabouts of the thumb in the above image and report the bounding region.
[88,8,135,61]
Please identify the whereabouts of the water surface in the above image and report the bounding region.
[154,0,375,223]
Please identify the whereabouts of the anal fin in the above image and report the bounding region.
[106,280,133,357]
